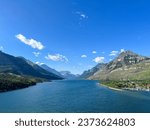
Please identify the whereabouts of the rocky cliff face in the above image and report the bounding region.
[105,51,149,72]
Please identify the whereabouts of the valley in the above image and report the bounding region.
[1,50,150,92]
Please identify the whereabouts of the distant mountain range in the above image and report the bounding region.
[59,71,79,79]
[40,64,63,78]
[0,51,62,80]
[1,50,149,83]
[40,64,78,79]
[80,50,150,81]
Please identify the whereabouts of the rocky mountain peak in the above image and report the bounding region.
[118,50,148,63]
[106,50,150,72]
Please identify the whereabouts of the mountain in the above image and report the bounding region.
[88,50,150,80]
[0,51,62,80]
[80,63,106,79]
[104,50,149,72]
[59,71,78,79]
[40,64,63,78]
[40,64,79,79]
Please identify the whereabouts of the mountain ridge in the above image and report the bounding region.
[88,50,150,80]
[40,64,64,78]
[0,51,63,80]
[60,71,79,79]
[80,63,106,79]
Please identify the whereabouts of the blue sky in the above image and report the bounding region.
[0,0,150,74]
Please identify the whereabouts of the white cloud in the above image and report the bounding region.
[93,57,105,63]
[80,14,86,18]
[0,46,4,51]
[92,51,97,54]
[16,34,44,50]
[35,61,44,65]
[45,54,68,62]
[81,55,87,58]
[109,51,119,56]
[120,49,125,53]
[76,12,88,19]
[33,52,40,57]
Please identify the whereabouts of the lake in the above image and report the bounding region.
[0,80,150,113]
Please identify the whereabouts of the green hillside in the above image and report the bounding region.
[0,73,44,92]
[90,60,150,81]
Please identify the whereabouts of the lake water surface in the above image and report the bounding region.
[0,80,150,113]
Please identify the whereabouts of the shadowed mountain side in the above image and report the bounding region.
[0,51,63,80]
[80,63,106,79]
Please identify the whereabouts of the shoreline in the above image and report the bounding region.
[98,83,123,91]
[99,83,150,92]
[107,86,123,91]
[123,87,150,92]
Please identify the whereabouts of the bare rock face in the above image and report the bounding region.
[105,51,149,72]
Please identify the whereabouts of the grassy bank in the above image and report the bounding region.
[100,80,150,90]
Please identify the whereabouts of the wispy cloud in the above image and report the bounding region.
[109,51,119,56]
[76,11,88,20]
[16,34,44,50]
[81,55,87,58]
[93,57,105,63]
[45,54,68,62]
[33,52,40,57]
[92,51,97,54]
[35,61,44,65]
[120,49,125,53]
[109,49,126,56]
[80,14,86,19]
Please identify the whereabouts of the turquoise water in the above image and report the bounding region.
[0,80,150,113]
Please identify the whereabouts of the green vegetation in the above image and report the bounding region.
[0,73,44,92]
[90,61,150,81]
[101,80,150,90]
